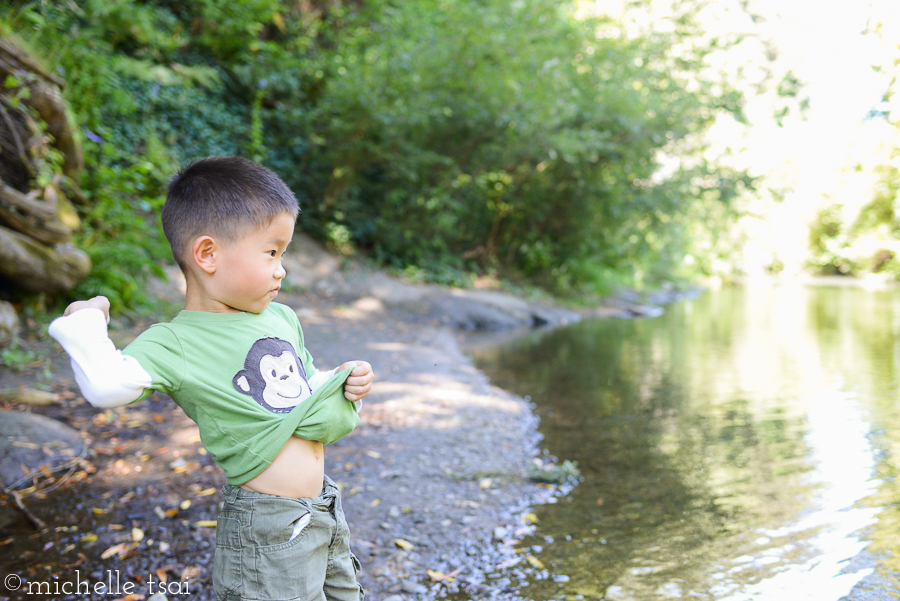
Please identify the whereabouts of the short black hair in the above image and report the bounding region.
[162,156,300,271]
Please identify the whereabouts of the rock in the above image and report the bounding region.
[428,289,580,330]
[0,410,86,491]
[401,581,427,594]
[281,234,341,290]
[0,300,17,348]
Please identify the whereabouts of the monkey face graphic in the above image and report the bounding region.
[233,337,313,412]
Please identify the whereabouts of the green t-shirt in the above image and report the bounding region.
[123,303,359,485]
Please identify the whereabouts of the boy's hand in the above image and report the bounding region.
[339,360,374,402]
[63,296,111,324]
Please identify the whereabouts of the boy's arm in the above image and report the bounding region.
[48,297,152,408]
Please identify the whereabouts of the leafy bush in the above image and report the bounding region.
[72,138,172,310]
[4,0,755,305]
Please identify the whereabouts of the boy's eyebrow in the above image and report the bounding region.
[266,234,293,245]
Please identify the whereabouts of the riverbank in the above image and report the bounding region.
[0,238,680,600]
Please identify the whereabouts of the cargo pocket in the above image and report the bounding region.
[213,512,243,601]
[246,500,323,601]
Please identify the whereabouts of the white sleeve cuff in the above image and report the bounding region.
[48,309,153,408]
[308,368,336,391]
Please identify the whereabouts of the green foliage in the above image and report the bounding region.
[72,138,172,310]
[807,204,855,275]
[806,165,900,279]
[0,340,40,372]
[4,0,756,304]
[296,0,751,293]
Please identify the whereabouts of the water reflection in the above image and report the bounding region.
[470,282,897,600]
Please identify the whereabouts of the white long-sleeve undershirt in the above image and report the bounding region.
[48,309,152,408]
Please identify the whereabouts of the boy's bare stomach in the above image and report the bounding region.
[240,436,324,498]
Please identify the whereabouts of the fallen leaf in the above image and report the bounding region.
[154,506,166,519]
[165,508,179,518]
[522,512,538,524]
[365,450,382,459]
[180,499,192,510]
[181,565,202,581]
[92,507,107,515]
[479,478,492,489]
[195,520,217,528]
[197,487,217,497]
[393,538,414,550]
[132,527,144,543]
[596,497,604,507]
[111,594,145,601]
[81,533,97,543]
[369,498,380,507]
[427,568,462,582]
[152,414,165,422]
[525,554,545,569]
[100,542,130,559]
[155,568,167,583]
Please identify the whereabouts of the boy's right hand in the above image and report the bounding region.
[63,296,111,324]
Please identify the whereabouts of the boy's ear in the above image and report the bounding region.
[191,236,218,274]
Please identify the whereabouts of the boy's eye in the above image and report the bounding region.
[269,250,277,257]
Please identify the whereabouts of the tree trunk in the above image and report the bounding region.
[0,36,90,300]
[0,224,90,293]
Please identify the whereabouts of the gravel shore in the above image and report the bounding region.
[0,249,590,600]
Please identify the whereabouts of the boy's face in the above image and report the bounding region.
[206,213,295,314]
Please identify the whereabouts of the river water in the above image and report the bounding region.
[469,282,900,601]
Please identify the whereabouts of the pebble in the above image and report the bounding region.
[401,581,427,594]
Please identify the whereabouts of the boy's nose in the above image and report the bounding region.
[275,260,286,279]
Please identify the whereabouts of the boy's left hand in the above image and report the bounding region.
[339,361,374,402]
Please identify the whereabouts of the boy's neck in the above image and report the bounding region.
[183,273,242,313]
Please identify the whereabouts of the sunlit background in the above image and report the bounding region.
[588,0,900,280]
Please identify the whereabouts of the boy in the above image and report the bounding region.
[49,156,374,601]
